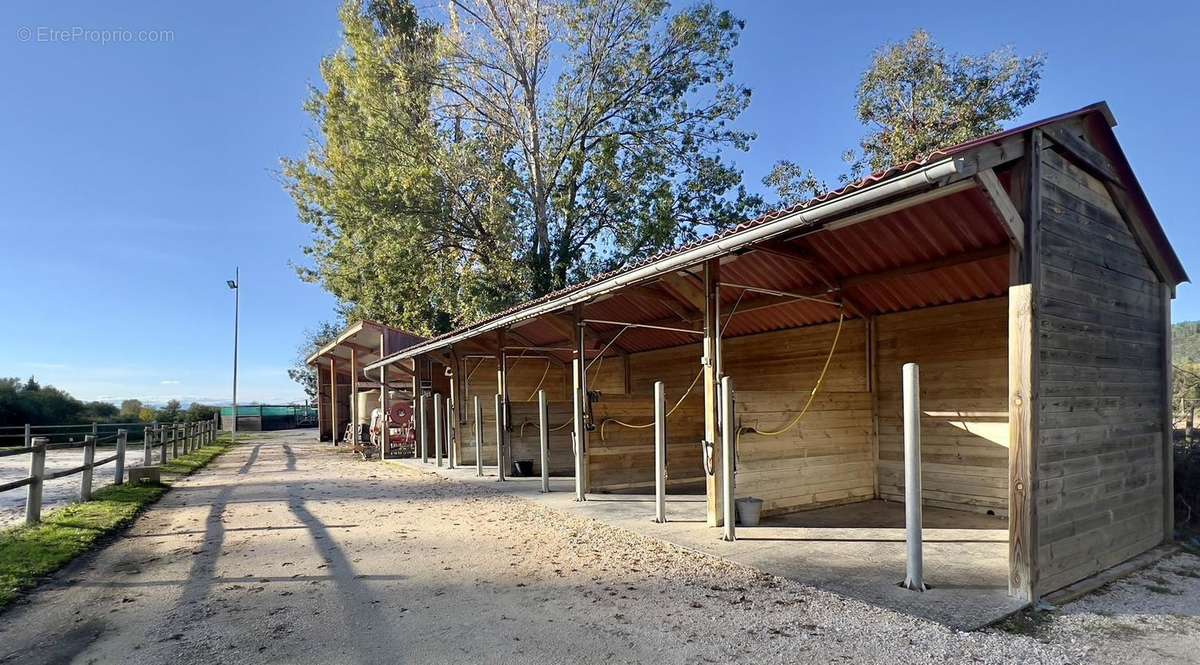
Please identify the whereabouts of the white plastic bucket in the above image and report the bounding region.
[735,497,763,526]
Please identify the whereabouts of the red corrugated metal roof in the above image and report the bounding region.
[372,102,1184,362]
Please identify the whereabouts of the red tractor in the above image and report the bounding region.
[370,399,416,459]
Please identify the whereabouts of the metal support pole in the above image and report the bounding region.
[115,429,127,485]
[474,396,483,477]
[494,393,505,481]
[81,435,95,501]
[419,394,428,463]
[538,390,550,493]
[434,393,444,467]
[572,316,586,501]
[25,440,45,525]
[902,362,926,592]
[720,376,736,542]
[654,381,667,523]
[446,397,456,469]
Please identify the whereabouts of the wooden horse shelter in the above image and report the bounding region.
[358,102,1185,604]
[306,320,425,446]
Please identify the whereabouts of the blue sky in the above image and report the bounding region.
[1,1,1196,404]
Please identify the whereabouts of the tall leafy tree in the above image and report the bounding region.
[288,321,344,401]
[766,29,1044,207]
[286,0,758,334]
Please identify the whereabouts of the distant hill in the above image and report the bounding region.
[1176,322,1200,365]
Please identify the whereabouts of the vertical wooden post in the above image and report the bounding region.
[115,429,127,485]
[496,330,510,476]
[1008,129,1042,602]
[571,303,587,500]
[495,393,506,481]
[331,356,339,445]
[654,381,667,523]
[378,332,389,461]
[418,393,428,463]
[25,439,45,525]
[474,395,483,477]
[24,423,31,448]
[868,317,881,499]
[317,360,327,442]
[1163,284,1175,542]
[538,389,550,493]
[143,424,152,466]
[446,395,456,469]
[703,258,722,527]
[350,348,360,448]
[720,376,736,541]
[173,424,180,458]
[81,435,95,501]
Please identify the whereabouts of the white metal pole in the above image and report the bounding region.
[231,267,239,445]
[494,393,506,481]
[474,396,483,476]
[902,362,926,591]
[434,393,444,467]
[572,343,585,501]
[418,394,428,463]
[720,376,736,542]
[654,381,667,523]
[538,389,550,493]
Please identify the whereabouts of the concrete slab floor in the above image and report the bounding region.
[387,458,1024,630]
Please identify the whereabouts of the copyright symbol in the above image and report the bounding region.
[16,26,32,41]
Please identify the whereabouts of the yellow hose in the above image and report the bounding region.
[740,310,845,438]
[599,365,705,440]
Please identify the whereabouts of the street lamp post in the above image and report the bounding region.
[227,269,239,445]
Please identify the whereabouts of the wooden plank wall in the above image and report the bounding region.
[877,298,1010,516]
[587,343,707,492]
[456,354,626,469]
[1034,146,1166,594]
[591,320,875,514]
[723,321,873,515]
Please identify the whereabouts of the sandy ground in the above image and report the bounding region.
[0,430,1196,664]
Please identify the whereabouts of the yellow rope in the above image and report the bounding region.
[526,360,552,401]
[739,310,845,438]
[598,364,705,440]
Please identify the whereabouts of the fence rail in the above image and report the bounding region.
[0,414,220,527]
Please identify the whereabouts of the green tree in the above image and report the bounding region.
[158,399,182,423]
[286,0,758,333]
[120,399,144,419]
[288,321,344,401]
[766,29,1044,207]
[186,402,219,423]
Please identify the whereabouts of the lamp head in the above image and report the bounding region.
[226,280,238,289]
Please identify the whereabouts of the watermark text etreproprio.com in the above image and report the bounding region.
[16,26,174,44]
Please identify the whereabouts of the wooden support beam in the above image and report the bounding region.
[350,348,359,447]
[1042,124,1120,184]
[975,169,1026,252]
[1162,284,1175,543]
[1008,129,1043,602]
[659,271,707,312]
[330,356,339,445]
[703,258,722,527]
[571,304,589,499]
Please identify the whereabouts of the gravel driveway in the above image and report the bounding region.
[0,430,1196,664]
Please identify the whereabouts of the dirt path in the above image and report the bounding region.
[0,430,1195,664]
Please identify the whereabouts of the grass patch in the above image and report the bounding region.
[0,435,234,609]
